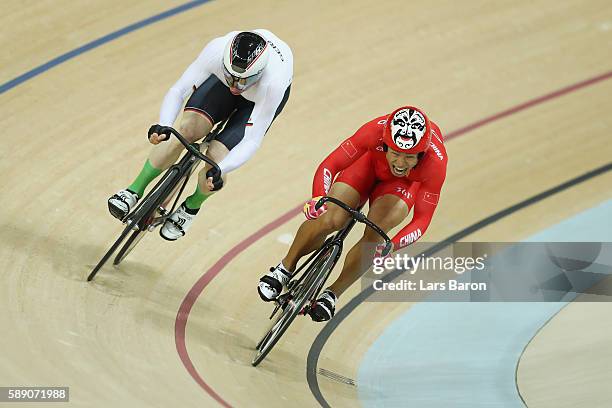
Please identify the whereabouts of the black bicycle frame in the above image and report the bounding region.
[288,197,392,290]
[125,126,222,229]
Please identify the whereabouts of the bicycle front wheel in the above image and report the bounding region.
[87,225,134,281]
[113,228,147,266]
[88,168,181,281]
[252,244,339,366]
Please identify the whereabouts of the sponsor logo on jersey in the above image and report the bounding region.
[429,142,443,160]
[395,187,412,200]
[341,140,357,158]
[399,228,422,247]
[267,40,285,62]
[423,192,439,205]
[323,168,333,193]
[378,119,387,125]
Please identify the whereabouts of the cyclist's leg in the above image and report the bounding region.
[116,111,211,214]
[129,76,234,196]
[159,137,229,241]
[148,111,213,171]
[259,181,361,301]
[158,78,240,240]
[281,152,375,273]
[327,181,417,297]
[310,183,409,321]
[282,182,362,272]
[183,140,229,211]
[191,99,254,198]
[160,137,229,241]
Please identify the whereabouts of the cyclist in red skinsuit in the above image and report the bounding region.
[258,106,448,321]
[311,115,447,248]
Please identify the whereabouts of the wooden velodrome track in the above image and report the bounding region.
[2,0,612,407]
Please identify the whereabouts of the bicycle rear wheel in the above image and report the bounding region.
[252,245,339,366]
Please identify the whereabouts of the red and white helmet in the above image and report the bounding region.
[383,106,431,154]
[222,31,269,93]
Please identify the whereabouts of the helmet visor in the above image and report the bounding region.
[223,64,263,92]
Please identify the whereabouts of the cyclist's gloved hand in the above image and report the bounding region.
[148,124,171,144]
[206,167,224,191]
[303,196,327,220]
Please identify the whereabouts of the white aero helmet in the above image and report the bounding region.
[222,31,269,93]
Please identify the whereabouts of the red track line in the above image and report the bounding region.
[174,69,612,406]
[445,70,612,140]
[175,205,302,407]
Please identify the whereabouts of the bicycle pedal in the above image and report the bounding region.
[275,293,293,311]
[125,218,140,231]
[299,302,313,315]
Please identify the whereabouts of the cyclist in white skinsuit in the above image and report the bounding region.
[108,30,293,240]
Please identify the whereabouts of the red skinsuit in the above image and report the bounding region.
[312,115,448,249]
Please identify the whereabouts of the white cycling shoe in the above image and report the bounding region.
[108,189,139,220]
[309,289,337,322]
[258,263,292,302]
[160,204,197,241]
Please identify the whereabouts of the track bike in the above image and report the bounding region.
[252,196,392,366]
[87,127,221,281]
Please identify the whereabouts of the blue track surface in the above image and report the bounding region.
[357,199,612,407]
